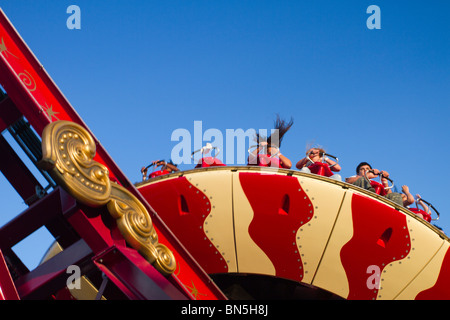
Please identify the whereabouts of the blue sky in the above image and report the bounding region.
[0,1,449,270]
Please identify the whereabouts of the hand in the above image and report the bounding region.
[307,148,321,161]
[366,168,379,179]
[402,185,409,193]
[380,170,389,179]
[257,141,268,153]
[268,146,279,156]
[380,171,390,186]
[152,160,165,167]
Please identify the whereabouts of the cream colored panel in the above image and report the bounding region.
[394,240,448,300]
[295,176,346,284]
[232,171,275,275]
[376,215,444,300]
[312,191,353,298]
[186,170,237,272]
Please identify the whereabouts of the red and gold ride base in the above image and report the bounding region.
[137,166,450,300]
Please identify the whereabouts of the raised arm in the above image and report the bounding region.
[416,194,430,212]
[324,156,341,172]
[279,153,292,169]
[402,185,415,206]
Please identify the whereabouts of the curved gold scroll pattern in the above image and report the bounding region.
[108,183,176,275]
[39,120,176,275]
[39,120,111,207]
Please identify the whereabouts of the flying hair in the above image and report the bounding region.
[256,114,294,148]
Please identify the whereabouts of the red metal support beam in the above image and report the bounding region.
[14,239,93,300]
[0,96,22,132]
[64,203,193,300]
[0,9,125,183]
[0,8,226,300]
[0,187,65,251]
[93,245,189,300]
[0,186,192,300]
[0,249,19,300]
[0,134,43,205]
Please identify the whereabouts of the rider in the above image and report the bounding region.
[248,141,292,169]
[248,115,293,169]
[141,159,179,181]
[412,194,431,220]
[345,162,403,206]
[296,147,342,180]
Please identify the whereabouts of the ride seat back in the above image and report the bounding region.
[409,208,432,222]
[195,157,226,168]
[150,169,171,178]
[370,180,388,196]
[308,162,334,177]
[248,154,280,168]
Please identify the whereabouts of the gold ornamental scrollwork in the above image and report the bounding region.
[39,120,176,276]
[108,184,176,275]
[39,120,111,207]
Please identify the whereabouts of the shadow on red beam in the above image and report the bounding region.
[65,202,194,300]
[0,249,20,300]
[14,239,93,300]
[93,245,190,300]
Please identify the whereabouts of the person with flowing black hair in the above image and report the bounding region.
[248,115,293,169]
